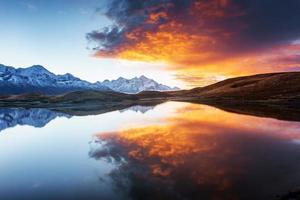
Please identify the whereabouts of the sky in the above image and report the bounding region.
[1,0,300,88]
[0,0,181,87]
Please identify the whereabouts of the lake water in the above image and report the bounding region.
[1,102,300,200]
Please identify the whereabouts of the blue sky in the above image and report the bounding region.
[0,0,181,87]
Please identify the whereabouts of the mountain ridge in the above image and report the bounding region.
[0,64,178,95]
[100,75,179,93]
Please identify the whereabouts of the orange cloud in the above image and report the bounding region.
[88,0,300,87]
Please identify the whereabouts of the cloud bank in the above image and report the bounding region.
[87,0,300,86]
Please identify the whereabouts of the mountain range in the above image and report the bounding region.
[101,75,179,93]
[0,64,179,95]
[1,71,300,122]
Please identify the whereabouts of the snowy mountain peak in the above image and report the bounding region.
[28,65,48,71]
[23,65,51,74]
[0,64,9,70]
[117,77,126,81]
[60,73,78,80]
[100,76,179,93]
[139,75,148,80]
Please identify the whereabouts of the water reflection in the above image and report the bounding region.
[120,105,155,114]
[0,108,71,132]
[0,105,159,132]
[91,104,300,200]
[1,102,300,199]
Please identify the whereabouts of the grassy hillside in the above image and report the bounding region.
[183,72,300,102]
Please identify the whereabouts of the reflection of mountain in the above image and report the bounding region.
[120,105,155,114]
[0,108,71,132]
[0,104,162,132]
[90,104,300,200]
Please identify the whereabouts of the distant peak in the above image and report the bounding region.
[29,65,47,70]
[25,65,51,74]
[0,64,9,70]
[117,77,126,81]
[63,73,74,77]
[139,75,149,80]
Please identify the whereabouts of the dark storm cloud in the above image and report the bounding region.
[86,0,300,77]
[235,0,300,49]
[87,25,123,51]
[86,0,193,54]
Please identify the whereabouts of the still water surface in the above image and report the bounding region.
[1,102,300,200]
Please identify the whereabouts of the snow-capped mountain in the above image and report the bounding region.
[0,64,179,95]
[99,75,179,93]
[0,64,110,95]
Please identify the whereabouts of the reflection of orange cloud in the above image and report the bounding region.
[95,103,300,198]
[97,103,300,176]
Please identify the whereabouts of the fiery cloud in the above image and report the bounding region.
[87,0,300,87]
